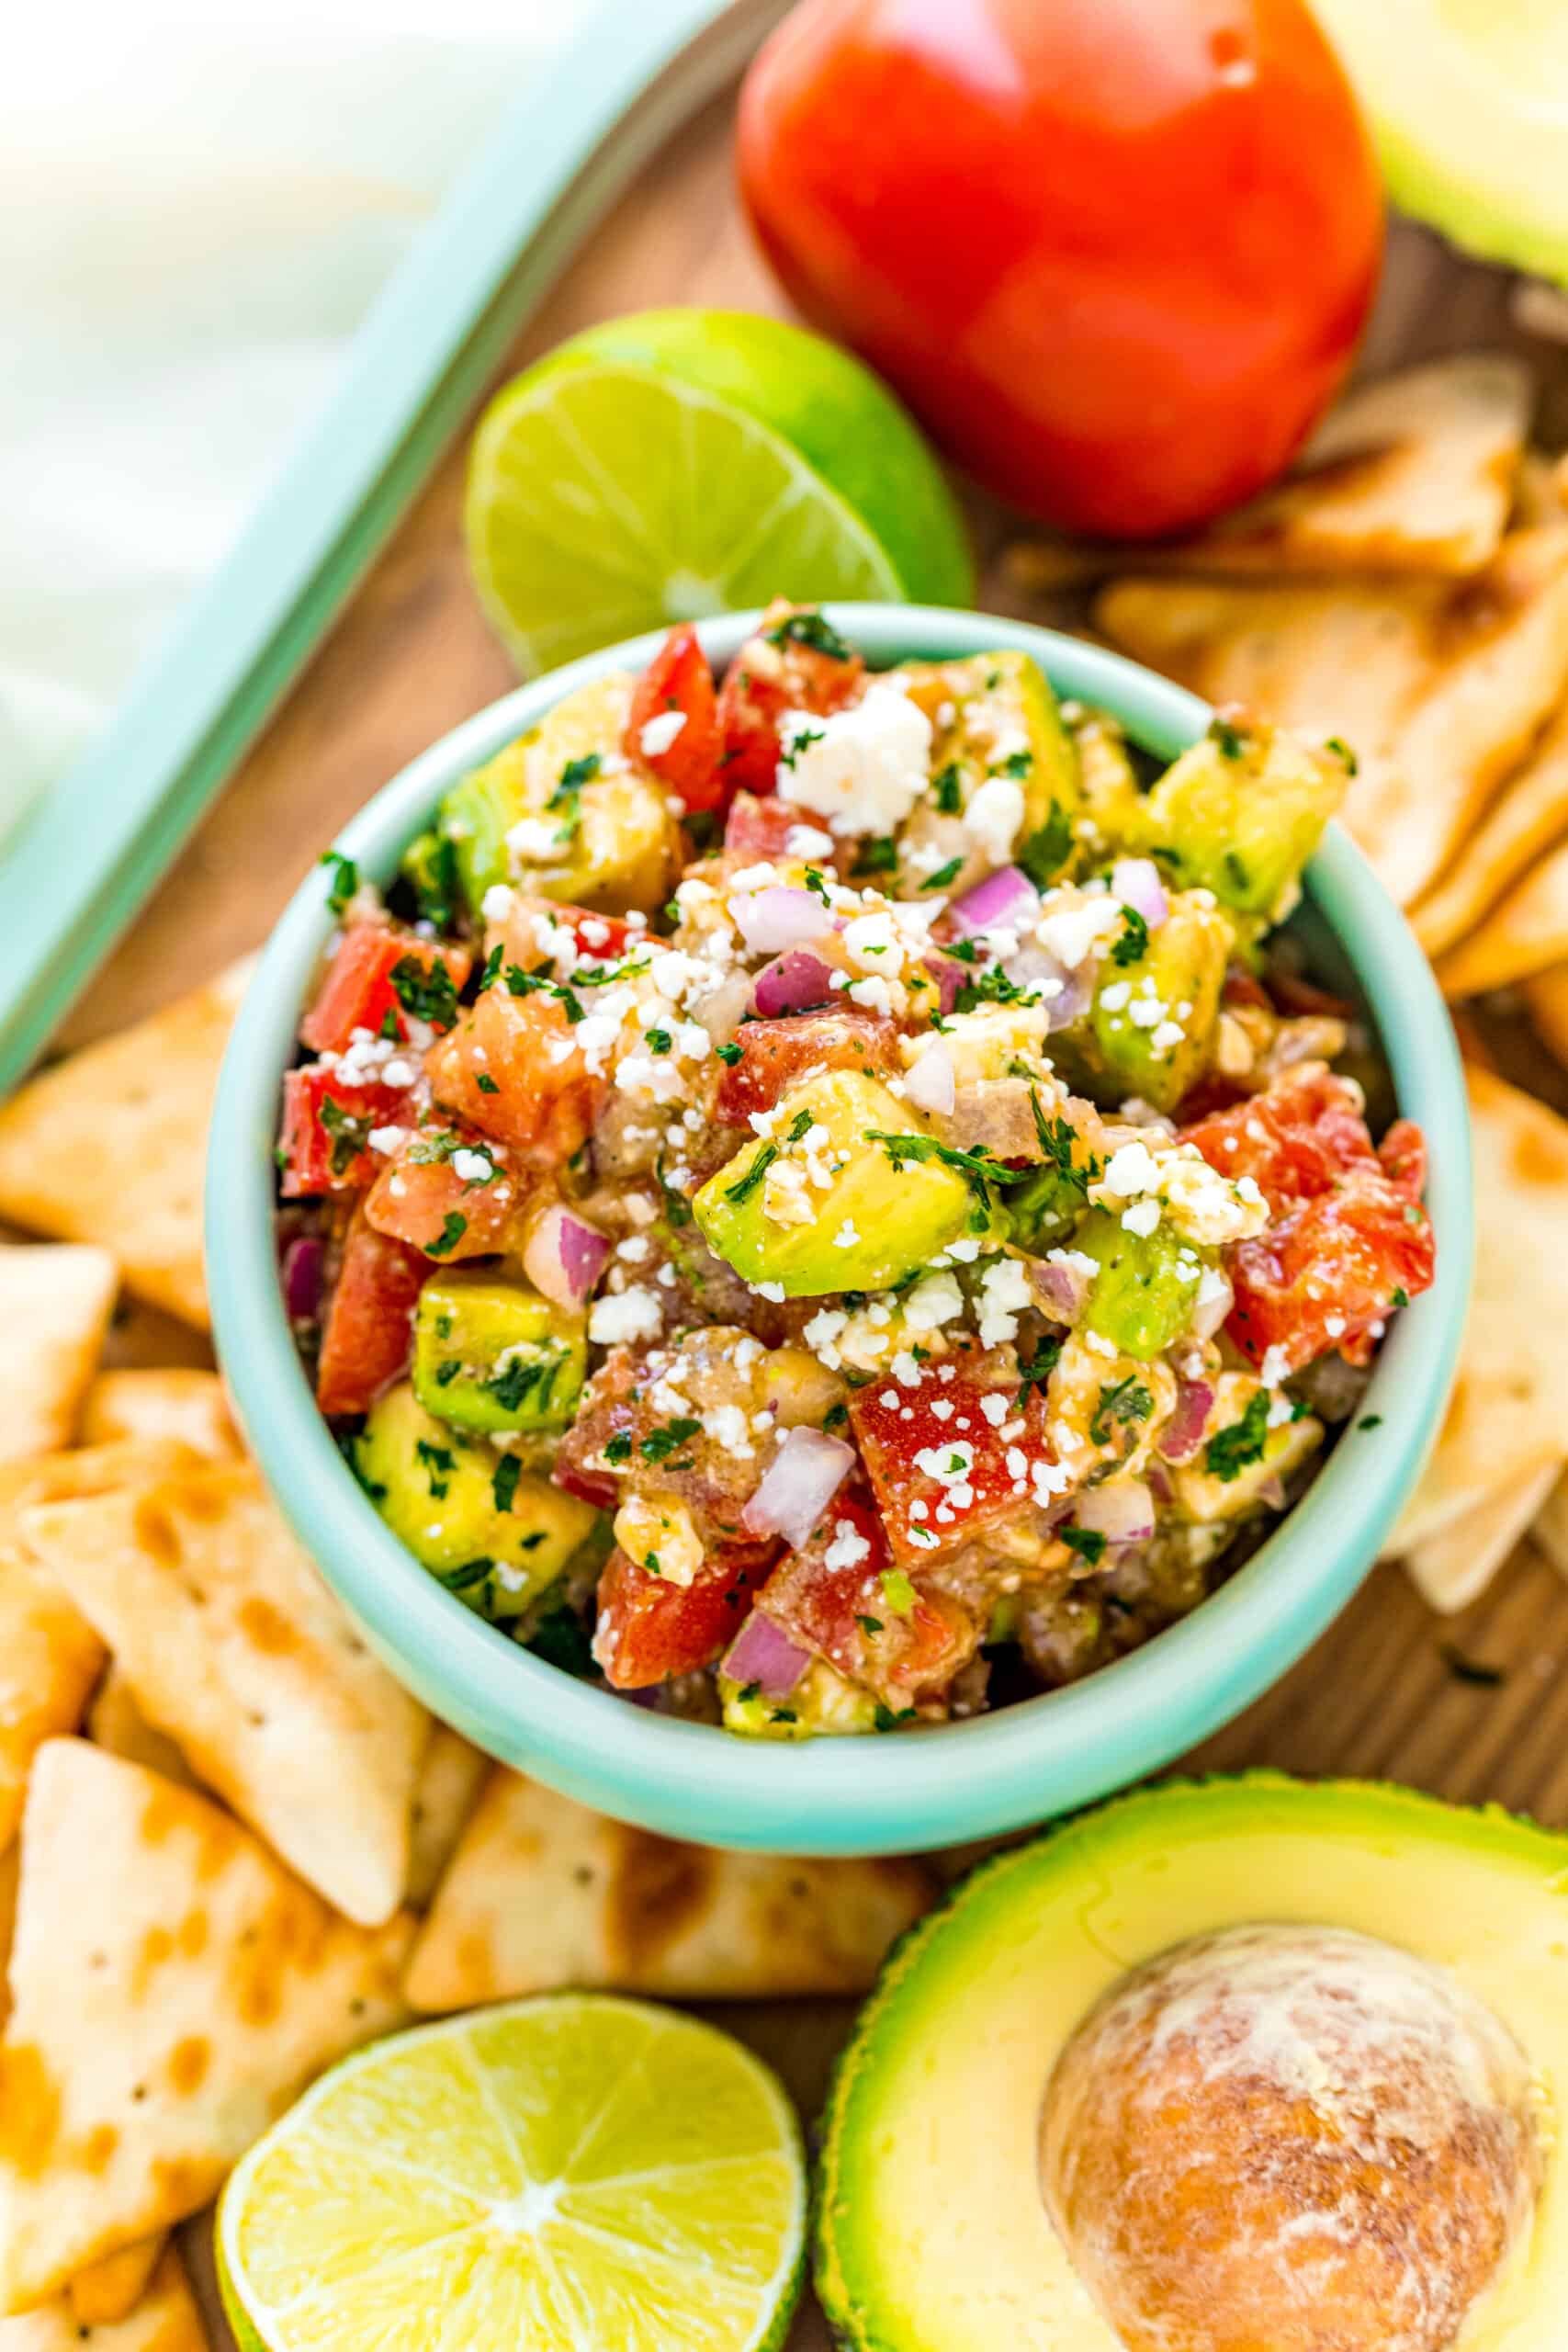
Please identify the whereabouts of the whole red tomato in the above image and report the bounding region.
[737,0,1382,537]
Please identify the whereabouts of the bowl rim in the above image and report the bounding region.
[208,605,1472,1856]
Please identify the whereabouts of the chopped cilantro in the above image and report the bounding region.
[769,1708,798,1724]
[1224,850,1250,895]
[1203,1390,1270,1481]
[491,1454,522,1514]
[1209,714,1248,761]
[656,1155,694,1228]
[604,1432,633,1465]
[476,1072,500,1095]
[320,849,358,912]
[1089,1375,1155,1448]
[1110,908,1149,967]
[866,1128,1010,1210]
[992,747,1033,778]
[378,1005,401,1042]
[823,1400,849,1432]
[434,1361,460,1387]
[550,752,601,807]
[856,1614,884,1636]
[478,941,505,990]
[390,955,458,1029]
[931,763,963,814]
[439,1556,494,1593]
[317,1095,372,1178]
[411,835,461,929]
[1016,803,1075,887]
[487,1354,558,1416]
[1391,1286,1410,1308]
[645,1028,672,1056]
[640,1417,702,1464]
[425,1212,468,1260]
[852,838,899,877]
[922,856,965,893]
[1325,735,1359,775]
[785,1108,813,1143]
[716,1041,743,1067]
[874,1702,917,1732]
[804,865,832,905]
[1060,1524,1107,1565]
[764,610,852,661]
[1016,1335,1064,1406]
[737,1680,762,1704]
[414,1438,453,1498]
[724,1143,777,1204]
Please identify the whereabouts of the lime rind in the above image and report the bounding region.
[220,1994,807,2352]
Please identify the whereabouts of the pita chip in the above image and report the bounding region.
[0,958,254,1329]
[1412,695,1568,958]
[1522,966,1568,1068]
[0,1741,412,2311]
[1401,1462,1561,1613]
[1387,1066,1568,1556]
[80,1371,239,1462]
[405,1724,490,1908]
[1530,1474,1568,1582]
[1010,355,1532,591]
[0,1441,197,1856]
[86,1669,196,1792]
[0,1248,119,1464]
[0,1845,16,2024]
[0,2246,208,2352]
[20,1463,428,1927]
[62,2239,167,2333]
[405,1770,934,2010]
[1435,830,1568,997]
[1097,526,1568,907]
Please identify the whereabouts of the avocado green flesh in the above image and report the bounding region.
[355,1382,601,1617]
[412,1270,585,1436]
[1077,1210,1204,1363]
[1135,727,1344,922]
[1086,894,1231,1116]
[818,1775,1568,2352]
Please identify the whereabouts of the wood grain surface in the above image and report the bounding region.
[51,70,1568,2352]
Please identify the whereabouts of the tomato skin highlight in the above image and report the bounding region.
[737,0,1382,537]
[276,1068,412,1198]
[426,987,605,1169]
[592,1544,776,1688]
[713,1012,898,1126]
[315,1204,430,1417]
[625,626,724,813]
[849,1341,1051,1568]
[299,922,470,1057]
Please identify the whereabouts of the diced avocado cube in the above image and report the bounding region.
[1086,890,1233,1114]
[434,673,680,918]
[400,827,464,930]
[1134,714,1351,922]
[1077,1208,1208,1362]
[354,1381,603,1616]
[412,1270,586,1435]
[693,1069,975,1296]
[893,650,1081,894]
[1172,1373,1325,1523]
[718,1657,877,1740]
[1070,710,1146,857]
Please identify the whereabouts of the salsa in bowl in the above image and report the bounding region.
[209,608,1469,1854]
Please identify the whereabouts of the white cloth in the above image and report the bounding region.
[0,0,599,845]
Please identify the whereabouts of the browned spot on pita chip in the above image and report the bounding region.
[12,2243,209,2351]
[63,2234,167,2330]
[405,1770,933,2009]
[0,960,254,1329]
[0,1741,412,2310]
[21,1464,428,1927]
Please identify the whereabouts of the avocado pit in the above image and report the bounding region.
[1040,1922,1541,2352]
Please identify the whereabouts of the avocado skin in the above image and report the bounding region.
[815,1773,1568,2352]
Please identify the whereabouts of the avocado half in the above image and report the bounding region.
[818,1774,1568,2350]
[1309,0,1568,286]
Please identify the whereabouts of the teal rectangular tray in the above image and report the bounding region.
[0,0,784,1091]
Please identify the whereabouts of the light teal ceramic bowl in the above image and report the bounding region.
[209,607,1472,1858]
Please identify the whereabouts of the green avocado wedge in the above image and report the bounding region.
[817,1774,1568,2352]
[1309,1,1568,285]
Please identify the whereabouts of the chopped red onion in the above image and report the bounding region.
[524,1204,610,1310]
[921,952,965,1013]
[1256,1475,1287,1512]
[1158,1377,1214,1464]
[949,864,1040,939]
[1146,1462,1174,1506]
[752,949,836,1017]
[733,886,830,958]
[1004,940,1092,1030]
[741,1425,855,1549]
[723,1608,812,1700]
[904,1040,955,1116]
[1030,1254,1091,1324]
[1076,1477,1155,1544]
[280,1235,325,1321]
[694,967,754,1046]
[1111,857,1168,929]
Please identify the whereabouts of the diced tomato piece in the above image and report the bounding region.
[299,922,470,1056]
[314,1203,429,1416]
[425,986,605,1167]
[1226,1171,1437,1378]
[1378,1119,1427,1200]
[363,1123,527,1261]
[277,1067,412,1197]
[848,1341,1051,1568]
[625,625,724,813]
[553,1327,766,1550]
[1181,1066,1383,1216]
[714,1012,899,1126]
[592,1543,774,1689]
[757,1493,981,1707]
[495,895,637,971]
[715,604,864,800]
[721,794,826,863]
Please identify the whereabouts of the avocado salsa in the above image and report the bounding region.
[276,603,1435,1736]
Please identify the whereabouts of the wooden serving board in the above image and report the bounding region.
[57,65,1568,2352]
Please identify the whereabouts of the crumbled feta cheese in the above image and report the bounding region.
[638,708,687,757]
[480,884,515,922]
[366,1125,410,1157]
[824,1518,872,1572]
[833,1219,861,1249]
[450,1147,495,1185]
[1121,1197,1160,1238]
[707,1403,753,1458]
[963,774,1025,864]
[1149,1020,1185,1054]
[588,1286,663,1344]
[775,680,932,836]
[506,815,568,863]
[1258,1345,1291,1388]
[914,1441,976,1487]
[902,1273,965,1333]
[977,1257,1033,1346]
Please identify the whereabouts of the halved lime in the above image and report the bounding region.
[466,308,976,673]
[218,1995,807,2352]
[1310,0,1568,285]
